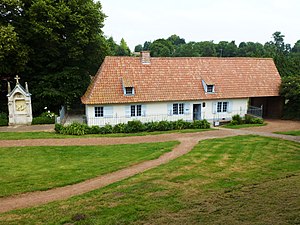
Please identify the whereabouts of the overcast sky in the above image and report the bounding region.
[99,0,300,50]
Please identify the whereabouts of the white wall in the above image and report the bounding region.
[85,98,248,126]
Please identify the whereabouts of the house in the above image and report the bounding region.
[81,52,282,126]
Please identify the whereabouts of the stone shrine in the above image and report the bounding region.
[7,75,33,125]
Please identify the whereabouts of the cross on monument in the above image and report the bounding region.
[15,75,20,84]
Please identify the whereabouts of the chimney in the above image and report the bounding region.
[140,51,151,64]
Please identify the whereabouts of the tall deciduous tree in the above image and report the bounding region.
[0,0,109,114]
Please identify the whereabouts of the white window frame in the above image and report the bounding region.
[95,106,104,117]
[173,103,184,115]
[124,87,134,96]
[217,102,228,113]
[131,105,142,117]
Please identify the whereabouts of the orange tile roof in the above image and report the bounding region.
[81,57,281,104]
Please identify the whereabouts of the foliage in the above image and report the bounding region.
[230,114,243,125]
[32,111,55,124]
[280,75,300,119]
[0,0,110,114]
[124,120,145,133]
[0,112,8,126]
[229,114,264,126]
[192,119,211,129]
[56,119,211,135]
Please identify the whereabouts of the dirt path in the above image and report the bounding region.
[0,120,299,213]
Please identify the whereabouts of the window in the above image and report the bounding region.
[131,105,142,117]
[173,103,184,115]
[95,106,103,117]
[207,85,214,93]
[125,87,134,95]
[217,102,228,113]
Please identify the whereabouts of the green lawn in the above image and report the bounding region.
[222,123,267,129]
[1,135,299,225]
[275,130,300,136]
[0,142,178,197]
[0,129,212,140]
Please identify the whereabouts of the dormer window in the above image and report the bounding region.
[207,85,214,93]
[202,80,215,93]
[125,87,134,95]
[122,77,135,96]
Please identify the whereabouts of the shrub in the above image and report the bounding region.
[172,119,191,130]
[32,111,55,125]
[112,123,126,133]
[55,119,211,136]
[156,120,173,131]
[144,121,159,132]
[192,119,210,129]
[231,114,243,125]
[0,112,8,126]
[54,123,64,133]
[32,116,55,125]
[63,122,89,135]
[244,115,264,124]
[124,120,145,133]
[89,125,101,134]
[99,124,113,134]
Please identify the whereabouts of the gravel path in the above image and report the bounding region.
[0,120,299,213]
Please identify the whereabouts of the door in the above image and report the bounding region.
[193,104,201,120]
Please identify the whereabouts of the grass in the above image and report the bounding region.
[0,142,178,197]
[274,130,300,136]
[222,123,267,129]
[1,135,299,224]
[0,129,212,140]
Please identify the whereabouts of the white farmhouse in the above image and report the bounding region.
[81,52,282,126]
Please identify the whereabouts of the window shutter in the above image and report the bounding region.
[104,106,113,118]
[212,102,217,114]
[125,105,131,118]
[228,101,233,113]
[142,105,146,117]
[184,103,190,115]
[167,104,173,116]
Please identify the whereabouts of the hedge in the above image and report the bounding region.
[0,112,8,126]
[55,119,211,136]
[230,114,264,125]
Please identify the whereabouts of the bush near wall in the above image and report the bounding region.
[230,114,264,125]
[0,112,8,126]
[32,112,55,125]
[55,119,211,136]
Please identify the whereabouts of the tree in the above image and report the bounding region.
[167,34,186,46]
[194,41,217,57]
[143,41,151,51]
[0,0,109,114]
[216,41,238,57]
[237,42,265,57]
[134,44,143,53]
[292,40,300,53]
[149,39,174,57]
[116,38,131,56]
[280,75,300,119]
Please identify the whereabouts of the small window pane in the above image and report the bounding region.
[173,104,178,115]
[179,103,184,114]
[207,85,214,92]
[217,102,222,113]
[95,107,103,117]
[137,105,142,116]
[223,102,228,112]
[125,87,133,95]
[131,105,135,116]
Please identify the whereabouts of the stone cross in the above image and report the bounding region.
[15,75,20,84]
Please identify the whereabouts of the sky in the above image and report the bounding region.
[99,0,300,51]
